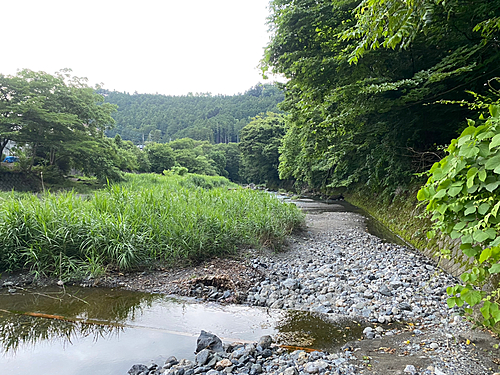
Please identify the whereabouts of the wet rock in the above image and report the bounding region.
[196,330,224,353]
[128,364,149,375]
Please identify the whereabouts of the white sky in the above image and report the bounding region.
[1,0,278,96]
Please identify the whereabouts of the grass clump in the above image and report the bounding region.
[0,173,304,279]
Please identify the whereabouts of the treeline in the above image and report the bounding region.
[0,69,288,185]
[102,83,284,145]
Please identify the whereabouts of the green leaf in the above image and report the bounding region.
[474,230,490,243]
[489,105,500,118]
[481,300,492,319]
[462,243,478,256]
[448,185,462,197]
[485,154,500,170]
[464,205,476,215]
[460,126,476,137]
[492,202,500,217]
[434,189,447,199]
[453,221,467,231]
[451,231,461,239]
[478,202,491,215]
[479,169,487,182]
[417,188,428,201]
[447,298,457,308]
[490,134,500,150]
[494,164,500,175]
[485,228,497,239]
[489,263,500,274]
[485,181,500,192]
[467,167,478,179]
[467,176,475,189]
[462,289,482,306]
[480,248,492,263]
[461,234,473,244]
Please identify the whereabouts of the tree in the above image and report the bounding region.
[239,113,286,186]
[0,69,117,174]
[342,0,500,63]
[144,142,176,174]
[262,0,500,192]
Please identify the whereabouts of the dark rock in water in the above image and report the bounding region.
[258,335,273,350]
[196,330,224,353]
[195,348,213,366]
[128,364,149,375]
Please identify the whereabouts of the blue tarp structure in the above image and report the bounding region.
[2,156,19,163]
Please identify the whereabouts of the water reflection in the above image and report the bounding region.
[274,310,366,351]
[0,287,284,375]
[0,311,122,353]
[0,286,154,354]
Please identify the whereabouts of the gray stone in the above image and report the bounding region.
[196,330,224,353]
[258,335,272,349]
[378,284,392,297]
[283,367,299,375]
[128,364,149,375]
[304,363,319,374]
[249,364,263,375]
[196,349,213,366]
[404,365,416,374]
[398,302,412,311]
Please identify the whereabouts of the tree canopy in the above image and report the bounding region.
[263,0,500,192]
[0,69,120,181]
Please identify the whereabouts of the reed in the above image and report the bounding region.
[0,173,303,278]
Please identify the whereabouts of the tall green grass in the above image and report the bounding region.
[0,173,304,279]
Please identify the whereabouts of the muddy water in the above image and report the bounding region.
[0,287,367,375]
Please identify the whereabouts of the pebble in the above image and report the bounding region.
[246,228,458,330]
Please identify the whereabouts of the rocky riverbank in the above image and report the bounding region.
[2,207,500,374]
[124,210,500,375]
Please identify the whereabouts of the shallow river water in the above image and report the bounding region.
[0,198,389,375]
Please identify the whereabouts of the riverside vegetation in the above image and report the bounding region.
[0,173,304,280]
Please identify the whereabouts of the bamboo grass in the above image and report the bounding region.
[0,174,304,278]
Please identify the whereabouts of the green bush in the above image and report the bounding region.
[418,104,500,327]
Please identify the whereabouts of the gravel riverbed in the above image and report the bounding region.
[127,210,500,375]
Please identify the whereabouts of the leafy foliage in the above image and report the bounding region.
[418,104,500,327]
[239,113,287,187]
[0,69,124,182]
[263,0,500,193]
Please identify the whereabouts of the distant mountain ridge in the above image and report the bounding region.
[102,83,284,144]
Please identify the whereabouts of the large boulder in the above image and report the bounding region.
[195,330,224,353]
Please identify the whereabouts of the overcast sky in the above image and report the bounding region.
[2,0,278,96]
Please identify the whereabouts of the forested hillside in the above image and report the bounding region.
[102,83,284,145]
